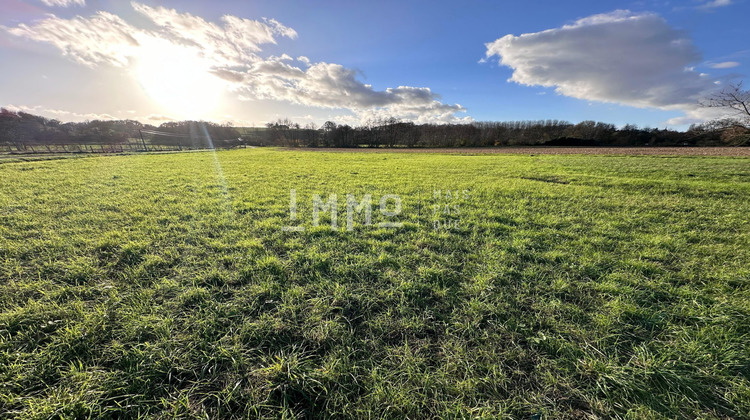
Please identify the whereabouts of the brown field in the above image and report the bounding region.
[291,146,750,156]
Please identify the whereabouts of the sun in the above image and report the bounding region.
[135,38,224,120]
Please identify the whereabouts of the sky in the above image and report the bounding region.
[0,0,747,129]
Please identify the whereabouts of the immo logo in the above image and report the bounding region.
[282,189,402,232]
[282,188,471,232]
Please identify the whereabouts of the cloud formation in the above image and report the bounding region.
[4,104,182,126]
[5,12,138,67]
[5,104,116,121]
[215,57,467,123]
[131,3,297,67]
[485,10,720,124]
[40,0,85,7]
[697,0,732,9]
[709,61,740,69]
[3,2,468,123]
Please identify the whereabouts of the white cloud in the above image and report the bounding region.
[130,2,296,67]
[697,0,732,9]
[485,10,721,124]
[131,3,466,123]
[4,104,116,120]
[2,2,467,124]
[664,106,732,126]
[40,0,85,7]
[4,12,139,67]
[709,61,740,69]
[297,56,311,67]
[219,60,468,122]
[4,104,182,125]
[142,113,176,124]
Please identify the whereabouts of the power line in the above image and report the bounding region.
[139,129,210,138]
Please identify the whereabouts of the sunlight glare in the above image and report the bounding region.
[135,38,224,119]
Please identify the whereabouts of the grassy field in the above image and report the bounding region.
[0,148,749,418]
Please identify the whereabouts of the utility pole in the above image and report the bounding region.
[138,129,148,152]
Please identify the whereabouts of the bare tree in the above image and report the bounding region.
[702,82,750,127]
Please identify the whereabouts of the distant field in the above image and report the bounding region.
[1,149,748,418]
[294,146,750,156]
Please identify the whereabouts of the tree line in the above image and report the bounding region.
[0,110,244,153]
[2,105,748,153]
[254,117,748,148]
[249,83,750,147]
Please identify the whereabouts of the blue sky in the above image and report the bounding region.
[0,0,747,129]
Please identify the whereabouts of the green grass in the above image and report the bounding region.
[1,149,749,419]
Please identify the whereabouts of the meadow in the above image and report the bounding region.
[0,148,749,418]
